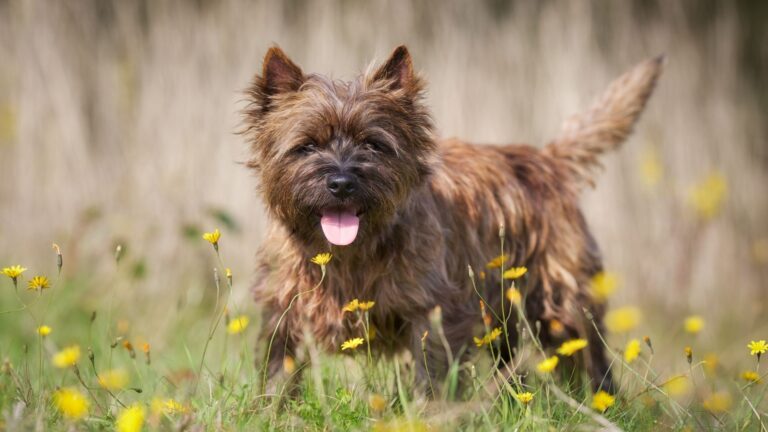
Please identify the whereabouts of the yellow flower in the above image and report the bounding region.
[53,387,89,420]
[283,356,296,374]
[116,404,145,432]
[514,391,534,405]
[52,345,81,368]
[624,339,641,364]
[202,229,220,245]
[689,171,727,219]
[341,337,365,351]
[502,266,527,280]
[27,275,50,291]
[684,346,693,364]
[591,390,615,412]
[748,340,768,356]
[474,327,502,347]
[486,255,507,269]
[556,339,588,356]
[310,252,332,266]
[342,299,359,313]
[369,393,387,413]
[536,356,559,373]
[2,265,26,280]
[684,315,704,334]
[662,375,691,397]
[605,306,642,333]
[226,315,249,334]
[703,353,719,376]
[151,398,188,415]
[639,145,663,188]
[590,271,618,303]
[549,319,565,335]
[98,369,129,390]
[358,300,375,311]
[505,288,522,306]
[702,391,732,414]
[741,370,761,383]
[37,325,52,337]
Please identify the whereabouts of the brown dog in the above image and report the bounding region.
[244,45,662,394]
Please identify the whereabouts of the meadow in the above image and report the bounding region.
[0,0,767,430]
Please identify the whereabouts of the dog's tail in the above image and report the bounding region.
[544,56,664,187]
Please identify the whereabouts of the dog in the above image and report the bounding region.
[244,45,662,395]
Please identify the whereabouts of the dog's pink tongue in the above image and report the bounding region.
[320,211,359,246]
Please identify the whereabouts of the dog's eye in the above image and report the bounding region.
[365,139,389,154]
[296,140,318,155]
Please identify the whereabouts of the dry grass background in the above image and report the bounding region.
[0,0,766,365]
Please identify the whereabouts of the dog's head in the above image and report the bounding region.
[244,46,434,247]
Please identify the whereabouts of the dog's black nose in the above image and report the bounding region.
[326,174,357,199]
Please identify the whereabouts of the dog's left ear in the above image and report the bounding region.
[370,45,418,93]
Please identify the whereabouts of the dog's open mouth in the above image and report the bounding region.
[320,208,360,246]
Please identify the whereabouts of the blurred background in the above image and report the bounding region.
[0,1,766,366]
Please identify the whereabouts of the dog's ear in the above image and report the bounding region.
[260,46,304,96]
[370,45,417,93]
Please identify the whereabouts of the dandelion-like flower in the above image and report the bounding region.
[506,288,522,306]
[662,375,691,397]
[556,339,588,356]
[27,275,50,291]
[514,392,534,405]
[311,252,332,266]
[689,171,727,220]
[283,356,296,374]
[341,337,365,351]
[37,325,52,337]
[227,316,249,335]
[536,356,559,373]
[624,339,641,364]
[590,271,618,303]
[52,345,81,368]
[369,393,387,413]
[591,391,615,412]
[53,387,89,420]
[639,146,663,188]
[605,306,642,333]
[741,370,761,383]
[748,340,768,357]
[343,299,359,313]
[2,265,26,281]
[474,327,502,347]
[502,266,527,280]
[358,301,375,311]
[683,315,704,334]
[702,391,732,414]
[98,369,129,390]
[116,404,145,432]
[151,398,188,415]
[486,255,507,269]
[684,346,693,364]
[202,228,220,244]
[549,319,565,335]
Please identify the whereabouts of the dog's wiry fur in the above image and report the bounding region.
[244,45,662,394]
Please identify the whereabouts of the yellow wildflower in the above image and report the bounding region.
[151,398,188,415]
[556,339,588,356]
[741,370,761,383]
[683,315,704,334]
[283,356,296,374]
[591,390,615,412]
[748,340,768,356]
[684,346,693,364]
[502,266,527,280]
[590,271,618,303]
[310,252,332,266]
[639,145,663,188]
[536,356,559,373]
[98,369,129,390]
[474,327,502,347]
[227,316,249,335]
[605,306,642,333]
[116,404,145,432]
[624,339,641,364]
[549,319,565,335]
[662,375,691,397]
[202,228,220,245]
[702,391,732,414]
[341,337,365,351]
[37,325,52,337]
[514,391,534,405]
[689,171,727,219]
[53,387,89,420]
[343,299,359,313]
[505,288,522,306]
[2,265,26,280]
[486,255,507,269]
[358,300,375,311]
[369,393,387,413]
[703,353,719,376]
[27,275,50,291]
[52,345,81,368]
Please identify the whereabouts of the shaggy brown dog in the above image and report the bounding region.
[244,45,662,394]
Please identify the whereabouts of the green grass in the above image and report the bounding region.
[0,238,766,431]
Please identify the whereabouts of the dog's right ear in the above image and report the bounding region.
[260,46,304,96]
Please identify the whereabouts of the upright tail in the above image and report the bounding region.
[544,55,665,187]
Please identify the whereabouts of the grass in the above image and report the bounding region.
[0,229,766,431]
